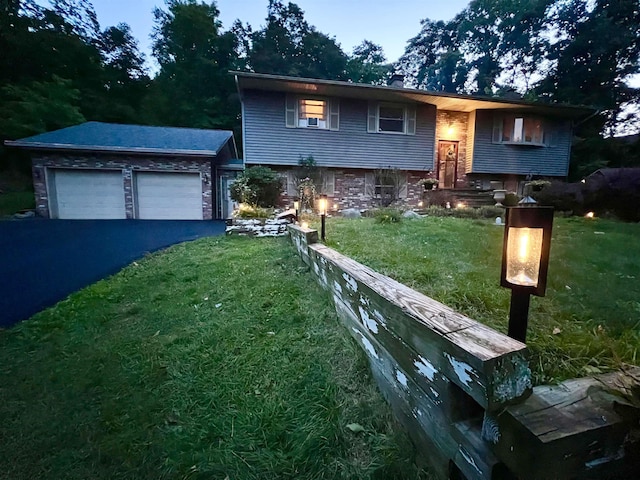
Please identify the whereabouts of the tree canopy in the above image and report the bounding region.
[1,0,638,177]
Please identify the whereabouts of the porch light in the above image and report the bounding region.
[500,206,554,342]
[585,211,595,219]
[317,194,328,241]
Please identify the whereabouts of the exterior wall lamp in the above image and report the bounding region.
[317,194,328,241]
[500,206,554,342]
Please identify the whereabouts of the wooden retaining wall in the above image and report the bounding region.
[288,224,640,480]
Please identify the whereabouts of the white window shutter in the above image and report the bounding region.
[367,102,377,133]
[365,172,375,196]
[285,95,296,128]
[399,174,408,198]
[322,171,335,195]
[329,100,340,131]
[492,115,503,143]
[406,106,416,135]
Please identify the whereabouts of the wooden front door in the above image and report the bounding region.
[438,141,458,189]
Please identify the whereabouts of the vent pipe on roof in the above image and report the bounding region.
[389,74,404,88]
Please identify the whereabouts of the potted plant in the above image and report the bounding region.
[418,178,439,191]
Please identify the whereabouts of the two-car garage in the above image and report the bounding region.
[7,122,241,220]
[49,169,204,220]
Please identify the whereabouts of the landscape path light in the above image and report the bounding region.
[317,194,328,241]
[293,197,300,223]
[500,206,554,342]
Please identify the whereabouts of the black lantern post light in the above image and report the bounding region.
[293,197,300,223]
[317,194,328,241]
[500,206,554,342]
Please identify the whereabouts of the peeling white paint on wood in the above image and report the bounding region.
[352,327,379,359]
[358,306,379,333]
[415,355,438,381]
[444,352,474,387]
[396,369,408,387]
[342,272,358,292]
[459,447,483,476]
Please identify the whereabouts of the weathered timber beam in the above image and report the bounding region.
[307,242,532,411]
[491,366,640,479]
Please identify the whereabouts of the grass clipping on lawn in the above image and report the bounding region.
[321,215,640,385]
[0,237,431,480]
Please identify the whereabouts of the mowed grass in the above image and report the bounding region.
[0,236,431,480]
[320,216,640,384]
[0,190,35,216]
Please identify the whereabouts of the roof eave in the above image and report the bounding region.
[4,141,221,157]
[232,71,595,119]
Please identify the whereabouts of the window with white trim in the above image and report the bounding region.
[286,170,335,196]
[286,95,339,130]
[493,114,546,146]
[367,102,416,135]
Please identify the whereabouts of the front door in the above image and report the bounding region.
[437,141,458,189]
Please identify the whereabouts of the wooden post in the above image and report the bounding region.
[508,290,531,343]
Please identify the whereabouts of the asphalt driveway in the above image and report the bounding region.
[0,219,226,328]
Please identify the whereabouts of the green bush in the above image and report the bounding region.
[503,192,520,206]
[230,166,282,207]
[532,181,584,213]
[372,207,403,224]
[233,204,274,219]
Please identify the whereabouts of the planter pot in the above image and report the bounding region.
[493,189,507,206]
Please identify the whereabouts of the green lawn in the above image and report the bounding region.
[0,190,35,216]
[319,215,640,384]
[0,236,431,480]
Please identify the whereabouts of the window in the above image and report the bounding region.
[299,99,327,128]
[286,95,339,130]
[494,114,545,145]
[286,171,335,196]
[365,170,408,206]
[367,102,416,135]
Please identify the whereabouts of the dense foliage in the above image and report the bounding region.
[229,165,282,207]
[1,0,638,177]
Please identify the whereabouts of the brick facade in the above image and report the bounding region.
[435,110,470,188]
[32,153,213,219]
[276,167,431,211]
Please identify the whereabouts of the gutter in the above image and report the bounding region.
[3,141,222,158]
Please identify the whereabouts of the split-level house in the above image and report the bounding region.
[234,71,593,209]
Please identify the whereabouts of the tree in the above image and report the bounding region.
[97,23,150,123]
[346,40,391,85]
[398,19,467,92]
[248,0,348,79]
[149,0,239,128]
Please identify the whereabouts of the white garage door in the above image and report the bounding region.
[135,172,203,220]
[52,170,126,219]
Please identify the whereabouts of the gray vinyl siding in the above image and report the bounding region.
[243,90,435,171]
[466,110,476,172]
[471,110,572,177]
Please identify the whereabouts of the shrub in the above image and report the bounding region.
[233,204,274,219]
[532,181,584,213]
[230,166,282,207]
[372,207,403,224]
[503,192,520,206]
[423,189,454,207]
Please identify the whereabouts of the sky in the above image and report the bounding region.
[84,0,472,69]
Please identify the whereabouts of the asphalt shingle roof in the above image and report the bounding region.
[7,122,234,156]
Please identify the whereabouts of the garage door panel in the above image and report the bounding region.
[135,172,203,220]
[53,170,125,219]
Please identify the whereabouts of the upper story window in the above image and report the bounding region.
[494,114,546,146]
[299,99,326,128]
[368,102,416,135]
[286,95,339,130]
